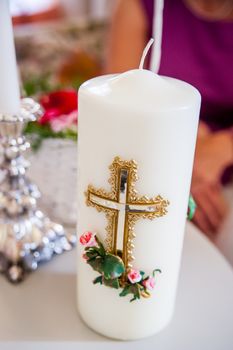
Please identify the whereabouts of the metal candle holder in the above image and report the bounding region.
[0,98,76,283]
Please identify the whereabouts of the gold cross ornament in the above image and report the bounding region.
[86,157,169,271]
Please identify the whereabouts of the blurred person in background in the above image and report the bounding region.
[106,0,233,238]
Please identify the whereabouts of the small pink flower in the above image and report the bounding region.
[127,269,142,284]
[142,277,155,291]
[79,231,97,247]
[50,111,77,132]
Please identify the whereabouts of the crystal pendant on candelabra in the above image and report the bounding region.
[0,98,76,283]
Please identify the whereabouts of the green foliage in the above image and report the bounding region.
[87,256,104,274]
[24,121,77,151]
[153,269,162,277]
[23,74,59,97]
[102,253,125,280]
[86,246,124,280]
[93,275,120,289]
[102,277,120,289]
[94,236,106,256]
[83,234,161,302]
[85,248,99,260]
[93,276,103,285]
[120,283,141,302]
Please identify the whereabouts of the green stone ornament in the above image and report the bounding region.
[188,195,197,221]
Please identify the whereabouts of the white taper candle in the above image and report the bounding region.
[0,0,20,115]
[150,0,164,73]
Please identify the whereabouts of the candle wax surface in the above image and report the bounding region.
[81,69,200,111]
[77,69,201,340]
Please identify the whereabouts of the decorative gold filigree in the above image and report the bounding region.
[86,156,169,271]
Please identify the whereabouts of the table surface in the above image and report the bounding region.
[0,219,233,350]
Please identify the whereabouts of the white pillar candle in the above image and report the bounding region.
[77,69,201,340]
[0,0,20,115]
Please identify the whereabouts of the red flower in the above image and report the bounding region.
[39,89,78,125]
[79,231,97,247]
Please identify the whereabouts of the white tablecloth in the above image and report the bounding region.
[0,220,232,350]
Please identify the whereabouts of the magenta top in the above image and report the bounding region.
[142,0,233,130]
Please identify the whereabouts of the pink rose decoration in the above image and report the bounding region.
[127,269,142,284]
[50,110,77,132]
[79,231,97,247]
[142,277,155,291]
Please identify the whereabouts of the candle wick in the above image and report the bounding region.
[139,38,154,70]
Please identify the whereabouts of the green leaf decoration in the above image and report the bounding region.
[93,276,103,285]
[119,283,141,302]
[102,253,125,280]
[95,236,106,256]
[102,277,119,289]
[129,284,141,302]
[153,269,162,277]
[81,233,162,302]
[85,250,98,260]
[87,256,104,274]
[119,285,131,297]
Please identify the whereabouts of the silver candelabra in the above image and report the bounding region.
[0,98,76,283]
